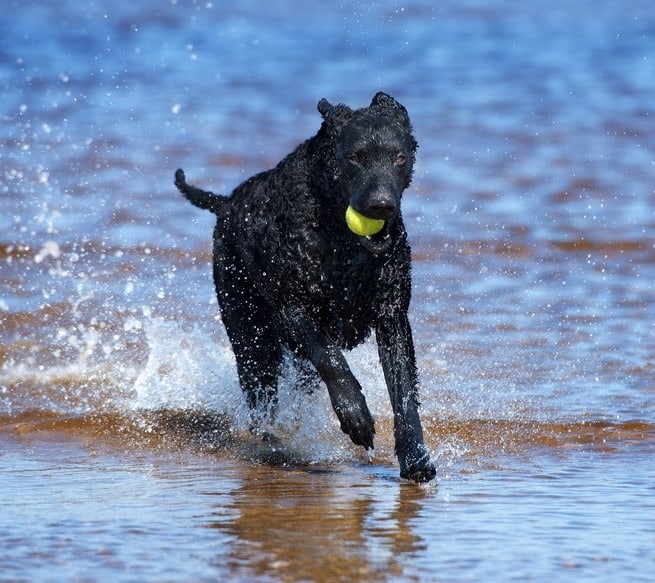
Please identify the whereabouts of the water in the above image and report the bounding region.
[1,0,654,581]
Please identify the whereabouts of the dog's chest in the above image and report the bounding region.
[313,251,383,342]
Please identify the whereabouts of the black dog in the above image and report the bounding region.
[175,92,436,482]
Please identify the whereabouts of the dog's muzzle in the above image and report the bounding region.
[359,220,393,254]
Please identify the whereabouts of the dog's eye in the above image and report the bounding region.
[395,153,407,166]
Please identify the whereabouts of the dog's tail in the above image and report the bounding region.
[175,169,228,214]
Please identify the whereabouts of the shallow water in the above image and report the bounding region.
[1,0,655,581]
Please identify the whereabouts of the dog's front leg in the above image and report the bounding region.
[282,307,375,450]
[376,313,436,482]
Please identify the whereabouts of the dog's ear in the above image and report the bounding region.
[371,92,411,122]
[371,92,417,155]
[371,92,415,144]
[371,92,399,109]
[317,98,333,119]
[317,98,353,133]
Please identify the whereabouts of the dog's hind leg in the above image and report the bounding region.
[212,243,282,423]
[221,297,282,424]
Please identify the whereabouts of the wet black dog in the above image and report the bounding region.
[175,92,435,482]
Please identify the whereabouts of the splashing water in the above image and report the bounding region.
[129,315,405,465]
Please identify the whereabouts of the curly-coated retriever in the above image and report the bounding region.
[175,92,436,482]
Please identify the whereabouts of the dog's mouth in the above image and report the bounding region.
[359,220,393,254]
[343,198,397,254]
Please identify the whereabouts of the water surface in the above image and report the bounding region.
[1,1,654,581]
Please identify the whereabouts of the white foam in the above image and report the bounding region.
[131,317,247,424]
[33,240,61,264]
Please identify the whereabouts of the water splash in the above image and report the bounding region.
[128,316,383,464]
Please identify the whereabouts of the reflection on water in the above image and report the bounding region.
[1,0,655,580]
[212,467,427,582]
[2,410,654,581]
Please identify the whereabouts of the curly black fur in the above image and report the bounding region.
[175,92,435,482]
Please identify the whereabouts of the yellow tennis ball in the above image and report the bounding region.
[345,205,385,236]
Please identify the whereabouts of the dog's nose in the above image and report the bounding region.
[365,192,397,220]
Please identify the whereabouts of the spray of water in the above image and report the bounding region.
[129,316,402,465]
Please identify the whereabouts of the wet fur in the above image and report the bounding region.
[175,92,435,482]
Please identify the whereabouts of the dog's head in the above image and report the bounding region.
[318,92,417,253]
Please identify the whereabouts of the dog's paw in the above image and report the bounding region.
[399,445,436,483]
[333,392,375,450]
